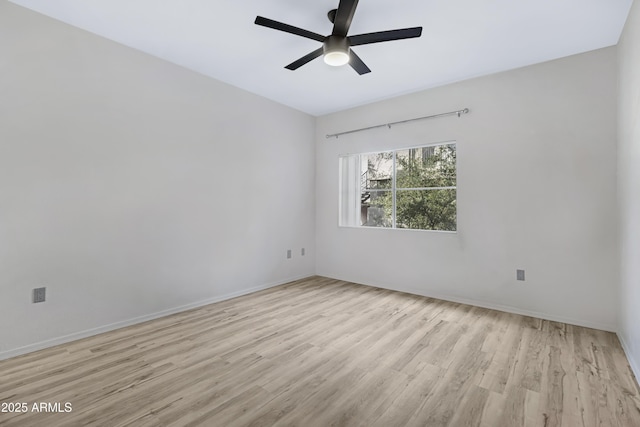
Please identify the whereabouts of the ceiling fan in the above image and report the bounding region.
[255,0,422,75]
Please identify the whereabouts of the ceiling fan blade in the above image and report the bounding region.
[285,47,325,70]
[332,0,359,37]
[349,50,371,75]
[255,16,325,42]
[348,27,423,46]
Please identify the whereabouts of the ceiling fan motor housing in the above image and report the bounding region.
[324,35,349,55]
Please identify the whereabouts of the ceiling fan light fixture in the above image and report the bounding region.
[324,51,349,66]
[323,35,350,67]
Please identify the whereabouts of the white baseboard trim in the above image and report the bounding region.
[0,274,312,362]
[323,275,618,333]
[617,333,640,385]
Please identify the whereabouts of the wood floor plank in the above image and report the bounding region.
[1,276,639,427]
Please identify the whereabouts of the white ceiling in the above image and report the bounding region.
[9,0,633,116]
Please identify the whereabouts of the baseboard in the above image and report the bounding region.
[322,275,618,333]
[0,274,312,361]
[617,332,640,386]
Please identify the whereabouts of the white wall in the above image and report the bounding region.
[0,2,315,359]
[618,0,640,379]
[316,48,619,331]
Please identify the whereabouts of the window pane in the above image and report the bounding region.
[396,144,456,188]
[361,152,393,190]
[396,189,456,231]
[361,190,392,227]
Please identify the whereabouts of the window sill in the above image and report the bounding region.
[338,225,457,234]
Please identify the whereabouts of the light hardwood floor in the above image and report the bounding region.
[1,277,639,426]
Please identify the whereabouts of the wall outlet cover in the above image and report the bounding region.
[517,269,525,281]
[33,287,46,303]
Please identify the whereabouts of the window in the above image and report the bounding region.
[339,142,456,231]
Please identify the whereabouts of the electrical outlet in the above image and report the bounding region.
[301,248,305,256]
[516,270,525,281]
[287,249,292,259]
[33,287,46,303]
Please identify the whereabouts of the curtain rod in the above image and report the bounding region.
[325,108,470,139]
